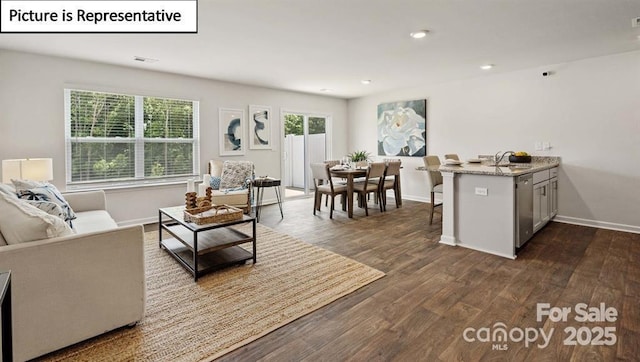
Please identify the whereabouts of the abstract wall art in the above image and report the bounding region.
[219,108,246,156]
[377,99,426,157]
[248,105,272,150]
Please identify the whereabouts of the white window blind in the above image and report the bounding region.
[64,89,199,187]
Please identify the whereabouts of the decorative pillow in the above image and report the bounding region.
[209,176,221,190]
[13,181,76,223]
[219,161,254,190]
[0,192,74,244]
[24,200,66,221]
[0,183,17,199]
[11,179,44,189]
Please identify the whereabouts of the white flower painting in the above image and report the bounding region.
[377,99,426,157]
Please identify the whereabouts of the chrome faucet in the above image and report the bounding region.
[494,151,514,166]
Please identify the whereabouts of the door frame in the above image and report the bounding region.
[280,108,333,196]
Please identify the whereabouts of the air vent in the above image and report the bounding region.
[633,17,640,28]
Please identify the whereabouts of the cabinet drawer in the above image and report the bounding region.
[550,167,558,178]
[533,169,550,184]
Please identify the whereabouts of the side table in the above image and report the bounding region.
[253,177,283,222]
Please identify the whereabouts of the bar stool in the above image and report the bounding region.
[423,155,443,224]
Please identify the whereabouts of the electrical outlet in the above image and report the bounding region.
[475,187,488,196]
[543,141,551,150]
[535,142,543,151]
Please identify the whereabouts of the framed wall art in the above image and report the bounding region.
[377,99,426,157]
[248,105,272,150]
[219,108,246,156]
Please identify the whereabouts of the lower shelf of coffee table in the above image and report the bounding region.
[161,238,254,277]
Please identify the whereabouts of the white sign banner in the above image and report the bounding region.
[1,0,197,33]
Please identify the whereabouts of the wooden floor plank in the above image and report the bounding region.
[205,197,638,361]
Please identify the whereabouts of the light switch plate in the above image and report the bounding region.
[475,187,488,196]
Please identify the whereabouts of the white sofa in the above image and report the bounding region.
[0,190,145,361]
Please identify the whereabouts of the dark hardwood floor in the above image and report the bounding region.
[215,197,639,361]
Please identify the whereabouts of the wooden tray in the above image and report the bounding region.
[184,204,243,225]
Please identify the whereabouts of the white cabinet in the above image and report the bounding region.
[532,167,558,232]
[549,177,558,217]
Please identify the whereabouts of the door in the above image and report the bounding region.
[282,112,329,197]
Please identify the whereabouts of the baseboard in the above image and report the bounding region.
[553,215,640,234]
[439,235,456,246]
[118,217,157,227]
[402,195,435,203]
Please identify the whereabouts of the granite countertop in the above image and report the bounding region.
[416,156,560,177]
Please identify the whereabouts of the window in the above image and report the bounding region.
[64,89,199,187]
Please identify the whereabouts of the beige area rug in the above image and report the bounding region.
[40,224,385,361]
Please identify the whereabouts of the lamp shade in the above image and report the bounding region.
[2,158,53,184]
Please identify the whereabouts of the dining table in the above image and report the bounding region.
[328,167,367,218]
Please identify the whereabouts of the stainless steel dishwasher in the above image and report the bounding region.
[516,173,534,248]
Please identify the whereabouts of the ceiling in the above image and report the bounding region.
[1,0,639,99]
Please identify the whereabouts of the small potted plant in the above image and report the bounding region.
[348,150,371,167]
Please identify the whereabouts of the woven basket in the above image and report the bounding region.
[184,204,243,225]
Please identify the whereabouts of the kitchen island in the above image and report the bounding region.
[418,156,560,258]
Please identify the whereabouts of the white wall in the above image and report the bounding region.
[348,50,640,232]
[0,50,348,224]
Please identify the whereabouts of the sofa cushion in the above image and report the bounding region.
[13,181,76,223]
[72,210,118,234]
[209,160,224,177]
[219,161,253,190]
[211,189,249,206]
[24,200,66,220]
[210,176,221,190]
[0,192,74,244]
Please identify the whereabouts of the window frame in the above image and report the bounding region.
[64,88,200,189]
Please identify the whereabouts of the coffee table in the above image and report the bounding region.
[159,206,256,281]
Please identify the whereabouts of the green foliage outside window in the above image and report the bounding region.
[67,90,197,183]
[284,114,326,136]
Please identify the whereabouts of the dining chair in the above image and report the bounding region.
[323,160,347,205]
[380,160,402,211]
[323,160,341,168]
[444,154,460,161]
[352,162,386,216]
[310,163,347,218]
[423,155,443,224]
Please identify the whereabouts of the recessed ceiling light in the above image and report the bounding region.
[410,30,429,39]
[134,56,158,63]
[480,64,494,70]
[319,88,332,92]
[361,79,372,85]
